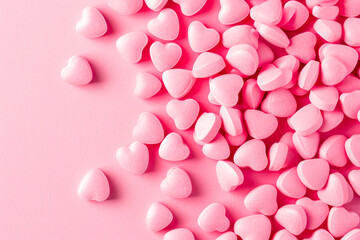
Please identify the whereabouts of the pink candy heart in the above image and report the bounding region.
[297,158,329,190]
[244,184,278,216]
[61,56,93,85]
[77,168,110,201]
[328,207,360,237]
[188,21,219,53]
[288,103,323,136]
[244,109,278,140]
[166,98,200,130]
[348,170,360,196]
[159,132,190,161]
[276,167,306,199]
[202,133,230,160]
[296,197,329,230]
[192,52,226,78]
[273,229,297,240]
[162,69,195,98]
[150,42,182,72]
[234,214,272,240]
[108,0,143,15]
[144,0,168,11]
[345,134,360,167]
[216,232,238,240]
[292,132,320,159]
[116,32,148,63]
[76,7,107,38]
[218,0,249,25]
[116,141,149,174]
[132,112,164,144]
[198,203,230,232]
[219,106,244,137]
[172,0,207,16]
[274,204,307,236]
[209,74,243,107]
[194,112,222,143]
[319,134,348,167]
[268,142,288,171]
[342,229,360,240]
[135,72,162,99]
[160,167,192,198]
[261,88,297,118]
[250,0,283,26]
[304,229,335,240]
[286,32,317,64]
[163,228,195,240]
[234,139,268,171]
[226,44,259,77]
[148,8,179,41]
[216,160,244,192]
[146,202,173,232]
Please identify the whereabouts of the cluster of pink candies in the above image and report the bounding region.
[61,0,360,239]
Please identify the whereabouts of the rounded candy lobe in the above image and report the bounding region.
[144,0,168,11]
[116,141,149,174]
[219,0,250,25]
[76,7,107,38]
[338,0,360,17]
[226,44,259,77]
[108,0,143,15]
[345,135,360,167]
[319,110,344,132]
[160,167,192,199]
[150,42,182,72]
[225,131,248,147]
[257,41,274,67]
[250,0,283,26]
[216,231,238,240]
[276,167,306,199]
[336,75,360,94]
[172,0,207,16]
[220,106,244,137]
[268,142,288,171]
[241,79,264,109]
[344,18,360,47]
[292,132,320,159]
[209,74,244,107]
[166,99,200,130]
[198,203,230,232]
[314,19,342,42]
[202,133,230,160]
[234,139,268,171]
[304,229,334,240]
[312,6,339,20]
[272,229,298,240]
[298,60,320,91]
[163,228,195,240]
[319,134,348,167]
[135,72,162,99]
[321,56,348,86]
[132,112,164,144]
[216,161,244,192]
[348,170,360,196]
[159,133,190,161]
[297,158,330,190]
[254,23,290,48]
[341,229,360,240]
[285,32,317,64]
[61,56,93,85]
[279,1,309,31]
[244,184,278,216]
[77,168,110,201]
[244,110,278,140]
[234,214,272,240]
[261,89,297,118]
[288,104,323,136]
[195,112,222,143]
[296,197,329,230]
[147,8,180,41]
[116,32,148,63]
[192,52,226,78]
[146,202,173,232]
[162,69,195,98]
[309,86,339,111]
[328,207,360,238]
[340,90,360,119]
[188,21,220,53]
[257,64,292,91]
[222,25,259,49]
[275,204,307,236]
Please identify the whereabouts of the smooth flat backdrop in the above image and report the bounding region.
[1,0,360,239]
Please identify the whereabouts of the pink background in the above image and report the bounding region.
[1,0,360,239]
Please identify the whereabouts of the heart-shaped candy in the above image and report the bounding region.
[309,86,339,111]
[288,103,323,136]
[148,8,179,40]
[226,44,259,77]
[286,32,317,63]
[296,197,329,230]
[348,170,360,196]
[298,60,320,91]
[314,19,342,43]
[144,0,168,11]
[188,21,220,53]
[61,56,93,85]
[132,112,164,144]
[341,229,360,240]
[108,0,143,15]
[250,0,283,26]
[345,135,360,167]
[319,110,344,133]
[77,168,110,201]
[257,63,292,91]
[275,204,307,236]
[163,228,195,240]
[279,1,309,31]
[116,32,148,63]
[209,74,243,107]
[216,160,244,191]
[222,26,259,49]
[202,134,230,160]
[218,0,249,25]
[272,229,297,240]
[292,132,320,160]
[150,42,182,72]
[318,172,354,206]
[219,106,243,137]
[160,167,192,198]
[241,79,264,109]
[261,88,297,118]
[198,203,230,232]
[146,202,173,232]
[234,139,268,171]
[172,0,207,16]
[162,69,195,98]
[159,132,190,161]
[192,52,226,78]
[244,184,278,216]
[166,99,199,130]
[328,207,360,237]
[340,90,360,119]
[244,110,278,139]
[297,158,329,190]
[276,167,306,199]
[304,229,335,240]
[234,214,271,240]
[135,72,162,99]
[216,232,237,240]
[76,7,107,38]
[268,142,288,171]
[319,134,348,167]
[254,23,290,48]
[194,112,222,143]
[116,141,149,174]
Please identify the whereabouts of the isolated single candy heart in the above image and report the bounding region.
[144,0,168,11]
[198,203,230,232]
[150,42,182,72]
[172,0,207,16]
[132,112,164,144]
[163,228,195,240]
[135,72,162,99]
[275,204,307,236]
[296,197,329,230]
[276,167,306,199]
[202,134,230,160]
[77,168,110,201]
[194,112,222,143]
[116,32,148,63]
[216,161,244,192]
[328,207,360,237]
[159,132,190,161]
[188,21,220,53]
[209,74,243,107]
[166,99,199,130]
[244,109,278,139]
[147,8,179,40]
[318,172,354,206]
[160,167,192,198]
[234,139,268,171]
[61,56,93,85]
[297,158,329,190]
[244,184,278,216]
[146,202,173,232]
[192,52,226,78]
[218,0,249,25]
[162,69,195,99]
[234,214,271,240]
[116,141,149,174]
[76,7,107,38]
[108,0,143,15]
[250,0,283,26]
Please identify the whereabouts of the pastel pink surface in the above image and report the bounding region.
[319,134,348,167]
[108,0,143,15]
[219,106,244,137]
[296,197,329,230]
[194,112,222,143]
[261,89,297,118]
[286,32,317,64]
[218,0,249,25]
[288,104,323,136]
[116,141,149,174]
[345,135,360,167]
[216,231,238,240]
[341,229,360,240]
[304,229,335,240]
[77,168,110,201]
[144,0,168,11]
[272,229,298,240]
[292,132,320,159]
[222,26,259,49]
[250,0,282,26]
[159,132,190,161]
[349,170,360,196]
[226,44,259,77]
[209,74,243,107]
[163,228,195,240]
[244,184,278,216]
[216,160,244,192]
[172,0,207,16]
[192,52,226,78]
[241,79,264,109]
[268,142,288,171]
[202,133,230,160]
[197,203,230,232]
[146,202,173,232]
[280,0,309,31]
